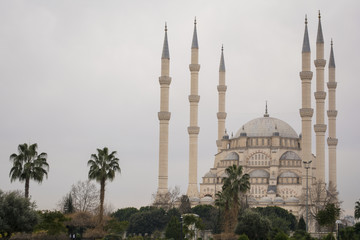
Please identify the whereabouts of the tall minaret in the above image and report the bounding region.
[299,16,314,189]
[314,12,327,183]
[187,18,200,198]
[157,23,171,196]
[327,40,338,187]
[216,46,227,152]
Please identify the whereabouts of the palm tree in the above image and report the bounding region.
[87,147,120,225]
[9,143,49,198]
[355,199,360,220]
[221,164,250,232]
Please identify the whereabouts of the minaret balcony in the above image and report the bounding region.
[188,126,200,135]
[189,64,200,71]
[299,108,314,117]
[314,91,326,100]
[327,110,338,117]
[327,82,337,89]
[327,138,338,146]
[217,112,227,120]
[299,71,313,80]
[159,76,172,85]
[158,111,171,121]
[314,124,327,133]
[217,85,227,92]
[314,59,326,68]
[188,95,200,103]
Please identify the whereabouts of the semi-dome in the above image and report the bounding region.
[280,151,301,160]
[204,171,217,178]
[285,197,300,203]
[200,196,214,203]
[274,197,285,203]
[224,152,239,161]
[259,196,272,203]
[235,117,298,138]
[249,169,270,178]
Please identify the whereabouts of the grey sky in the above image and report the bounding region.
[0,0,359,216]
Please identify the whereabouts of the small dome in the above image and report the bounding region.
[235,117,298,138]
[274,197,285,203]
[278,171,299,178]
[280,151,301,160]
[220,172,228,178]
[285,197,299,203]
[204,171,217,178]
[259,196,272,203]
[200,196,214,203]
[249,169,270,178]
[224,152,239,161]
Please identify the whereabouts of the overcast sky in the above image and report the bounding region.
[1,0,359,216]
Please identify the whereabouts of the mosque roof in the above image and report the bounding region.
[235,117,298,138]
[280,151,301,160]
[204,171,217,178]
[224,152,239,161]
[278,171,299,178]
[249,169,270,178]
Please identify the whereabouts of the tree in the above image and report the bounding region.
[127,208,168,235]
[112,207,139,222]
[315,203,340,232]
[220,165,250,233]
[34,210,68,235]
[9,143,49,198]
[70,180,99,213]
[235,209,271,240]
[192,204,219,231]
[298,216,306,231]
[152,186,181,210]
[88,147,121,225]
[0,190,38,239]
[165,216,181,240]
[355,199,360,220]
[182,214,204,240]
[255,206,297,234]
[66,211,96,238]
[179,195,192,214]
[62,193,75,214]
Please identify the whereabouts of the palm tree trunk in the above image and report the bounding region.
[99,179,105,225]
[25,178,30,198]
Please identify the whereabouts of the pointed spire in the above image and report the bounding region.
[329,39,336,68]
[161,22,170,59]
[302,15,311,53]
[191,17,199,49]
[316,10,324,43]
[264,101,269,117]
[219,45,226,72]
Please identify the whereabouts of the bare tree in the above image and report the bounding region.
[152,186,181,210]
[59,180,99,213]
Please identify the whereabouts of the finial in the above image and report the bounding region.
[221,44,224,52]
[225,129,227,134]
[275,124,278,130]
[165,22,167,32]
[242,125,245,131]
[231,132,233,138]
[264,101,269,117]
[318,10,321,19]
[305,15,308,24]
[194,17,197,25]
[331,38,333,46]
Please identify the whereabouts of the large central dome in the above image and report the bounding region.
[235,117,298,138]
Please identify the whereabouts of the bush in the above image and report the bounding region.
[274,231,289,240]
[238,234,249,240]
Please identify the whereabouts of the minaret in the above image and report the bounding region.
[216,45,227,152]
[327,40,338,187]
[299,16,314,189]
[157,23,171,197]
[314,11,327,183]
[187,18,200,198]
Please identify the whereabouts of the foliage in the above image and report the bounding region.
[165,216,181,240]
[112,207,139,222]
[9,143,49,198]
[315,203,340,231]
[65,180,99,213]
[192,204,219,231]
[355,199,360,220]
[255,207,297,234]
[355,222,360,235]
[127,208,168,235]
[34,210,68,235]
[182,214,204,240]
[88,147,121,224]
[62,193,75,214]
[273,231,289,240]
[298,216,306,231]
[218,165,250,233]
[289,230,313,240]
[104,218,129,235]
[321,233,335,240]
[339,226,360,240]
[179,195,192,214]
[65,211,96,238]
[0,190,38,239]
[83,226,107,239]
[238,234,249,240]
[235,209,271,240]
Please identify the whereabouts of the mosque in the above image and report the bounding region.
[156,13,338,218]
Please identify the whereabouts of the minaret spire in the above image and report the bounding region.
[264,101,269,117]
[327,40,338,188]
[216,45,227,152]
[187,18,200,198]
[314,11,327,183]
[299,15,314,193]
[157,23,172,198]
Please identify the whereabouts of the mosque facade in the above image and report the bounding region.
[156,13,338,218]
